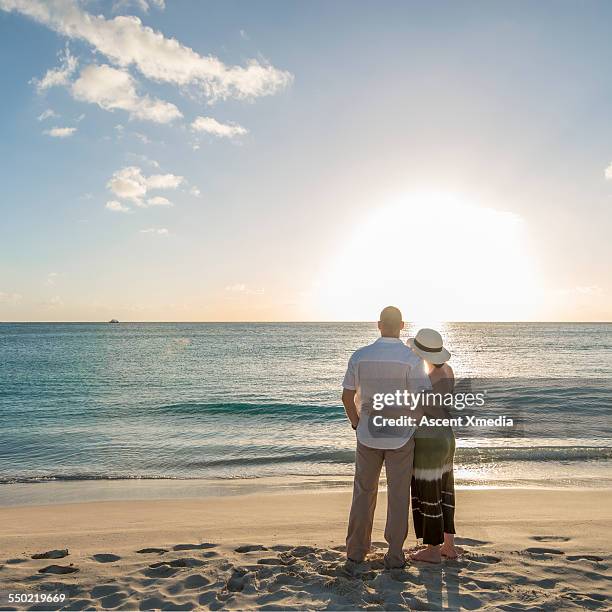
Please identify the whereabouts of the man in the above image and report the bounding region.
[342,306,430,569]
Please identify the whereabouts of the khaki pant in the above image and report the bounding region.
[346,437,415,567]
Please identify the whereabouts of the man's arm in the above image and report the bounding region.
[342,388,359,429]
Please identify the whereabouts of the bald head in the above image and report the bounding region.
[378,306,404,337]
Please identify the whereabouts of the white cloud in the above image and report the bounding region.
[113,0,165,13]
[189,186,201,197]
[107,167,147,202]
[146,196,172,206]
[0,291,22,304]
[605,162,612,180]
[71,64,182,124]
[106,165,183,207]
[146,173,182,189]
[43,126,76,138]
[125,152,159,168]
[45,271,59,286]
[37,108,58,121]
[191,116,247,138]
[106,200,130,212]
[32,43,77,92]
[1,0,292,102]
[140,227,168,235]
[132,131,152,144]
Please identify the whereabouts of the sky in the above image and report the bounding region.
[0,0,611,322]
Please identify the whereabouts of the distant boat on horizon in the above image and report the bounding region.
[109,319,119,323]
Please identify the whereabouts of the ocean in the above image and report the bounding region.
[1,323,611,494]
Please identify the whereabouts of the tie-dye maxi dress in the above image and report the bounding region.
[411,424,456,545]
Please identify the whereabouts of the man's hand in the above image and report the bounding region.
[342,388,359,430]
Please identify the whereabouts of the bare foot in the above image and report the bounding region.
[440,543,464,559]
[409,546,441,564]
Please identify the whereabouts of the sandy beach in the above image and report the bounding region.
[0,485,610,610]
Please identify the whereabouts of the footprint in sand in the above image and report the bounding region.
[183,573,211,589]
[201,550,219,559]
[531,535,571,542]
[455,537,491,547]
[90,585,122,598]
[38,564,79,574]
[566,554,604,562]
[227,568,250,592]
[136,547,169,555]
[172,543,217,551]
[62,597,94,610]
[269,544,293,552]
[289,545,317,558]
[31,549,69,560]
[563,591,608,606]
[257,554,297,566]
[150,559,190,569]
[92,553,121,563]
[99,592,128,608]
[144,558,204,579]
[524,547,565,555]
[235,544,268,553]
[144,565,182,579]
[324,575,365,600]
[464,553,501,564]
[319,550,344,561]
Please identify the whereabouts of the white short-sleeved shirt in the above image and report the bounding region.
[343,337,431,449]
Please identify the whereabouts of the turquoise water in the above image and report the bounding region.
[0,323,611,489]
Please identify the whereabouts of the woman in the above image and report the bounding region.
[407,328,461,563]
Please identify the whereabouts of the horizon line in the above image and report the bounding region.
[1,320,611,325]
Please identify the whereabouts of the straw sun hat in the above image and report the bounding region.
[407,328,451,365]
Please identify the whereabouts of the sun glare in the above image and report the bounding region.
[310,192,539,321]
